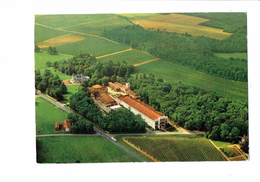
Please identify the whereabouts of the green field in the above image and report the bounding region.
[121,13,161,21]
[39,68,71,80]
[211,140,232,148]
[124,136,227,161]
[36,136,139,163]
[63,85,80,103]
[35,52,72,70]
[215,53,247,60]
[65,15,132,35]
[35,25,69,43]
[136,59,248,101]
[35,97,67,134]
[97,49,155,64]
[41,35,130,57]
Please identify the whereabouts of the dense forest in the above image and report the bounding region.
[102,25,247,82]
[69,88,146,133]
[53,53,135,86]
[124,75,248,143]
[67,113,94,134]
[35,69,67,101]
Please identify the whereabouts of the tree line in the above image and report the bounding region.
[126,75,248,143]
[102,25,247,82]
[69,87,146,133]
[35,69,67,101]
[67,113,94,134]
[52,53,135,86]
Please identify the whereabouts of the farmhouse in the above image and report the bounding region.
[63,120,71,132]
[55,122,60,131]
[97,93,117,107]
[116,95,168,130]
[70,72,90,83]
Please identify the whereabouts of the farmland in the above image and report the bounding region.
[123,13,232,39]
[40,35,130,57]
[97,49,156,65]
[35,97,67,134]
[123,135,227,161]
[136,59,248,101]
[35,52,72,70]
[215,53,247,60]
[36,136,139,163]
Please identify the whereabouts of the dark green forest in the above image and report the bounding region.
[35,69,67,101]
[126,75,248,143]
[102,25,247,82]
[69,88,146,133]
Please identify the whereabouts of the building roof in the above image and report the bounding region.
[110,105,121,109]
[63,120,71,129]
[92,84,103,89]
[126,89,137,96]
[117,95,164,121]
[98,93,115,104]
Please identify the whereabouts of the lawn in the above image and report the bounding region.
[35,52,72,70]
[36,136,139,163]
[215,53,247,60]
[35,97,67,134]
[41,35,130,57]
[97,49,156,65]
[63,85,80,103]
[39,68,72,80]
[136,59,248,101]
[211,140,232,148]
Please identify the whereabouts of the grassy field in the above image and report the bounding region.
[39,68,72,80]
[123,135,227,161]
[136,59,248,101]
[35,24,69,43]
[215,53,247,60]
[36,136,139,163]
[35,52,72,70]
[41,35,130,57]
[123,13,232,40]
[35,97,67,134]
[211,140,232,148]
[63,85,80,103]
[97,49,155,64]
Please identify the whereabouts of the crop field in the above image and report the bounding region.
[97,49,156,64]
[41,35,130,57]
[124,13,232,39]
[35,24,69,43]
[123,136,227,161]
[136,59,248,101]
[215,53,247,60]
[35,97,67,134]
[36,136,139,163]
[35,52,72,70]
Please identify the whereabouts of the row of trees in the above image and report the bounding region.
[126,75,248,143]
[69,88,146,133]
[52,53,136,86]
[67,113,94,134]
[102,25,247,82]
[35,69,67,101]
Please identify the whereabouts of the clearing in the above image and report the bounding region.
[215,53,247,60]
[36,136,139,163]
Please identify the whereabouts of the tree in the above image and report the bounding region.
[59,82,67,94]
[48,46,53,54]
[220,123,231,140]
[35,45,40,52]
[228,127,240,143]
[45,61,52,67]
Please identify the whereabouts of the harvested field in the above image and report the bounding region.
[130,13,232,39]
[37,34,86,48]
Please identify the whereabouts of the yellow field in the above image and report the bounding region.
[128,13,232,40]
[37,33,86,48]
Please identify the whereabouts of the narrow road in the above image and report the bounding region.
[96,48,132,59]
[134,58,159,67]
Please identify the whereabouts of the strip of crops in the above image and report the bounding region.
[124,137,227,161]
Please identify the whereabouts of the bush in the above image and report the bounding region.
[220,146,235,157]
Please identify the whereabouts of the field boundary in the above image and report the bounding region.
[96,48,132,59]
[209,139,230,161]
[134,58,159,66]
[122,137,159,162]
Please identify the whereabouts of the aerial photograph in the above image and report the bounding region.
[35,12,248,163]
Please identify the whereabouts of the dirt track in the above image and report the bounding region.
[96,48,132,59]
[134,58,159,66]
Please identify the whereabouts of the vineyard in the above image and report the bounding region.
[123,137,227,161]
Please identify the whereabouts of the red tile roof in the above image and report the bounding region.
[98,93,115,104]
[117,95,164,121]
[126,89,137,96]
[63,120,71,129]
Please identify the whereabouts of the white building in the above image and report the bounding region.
[116,95,168,130]
[70,72,90,83]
